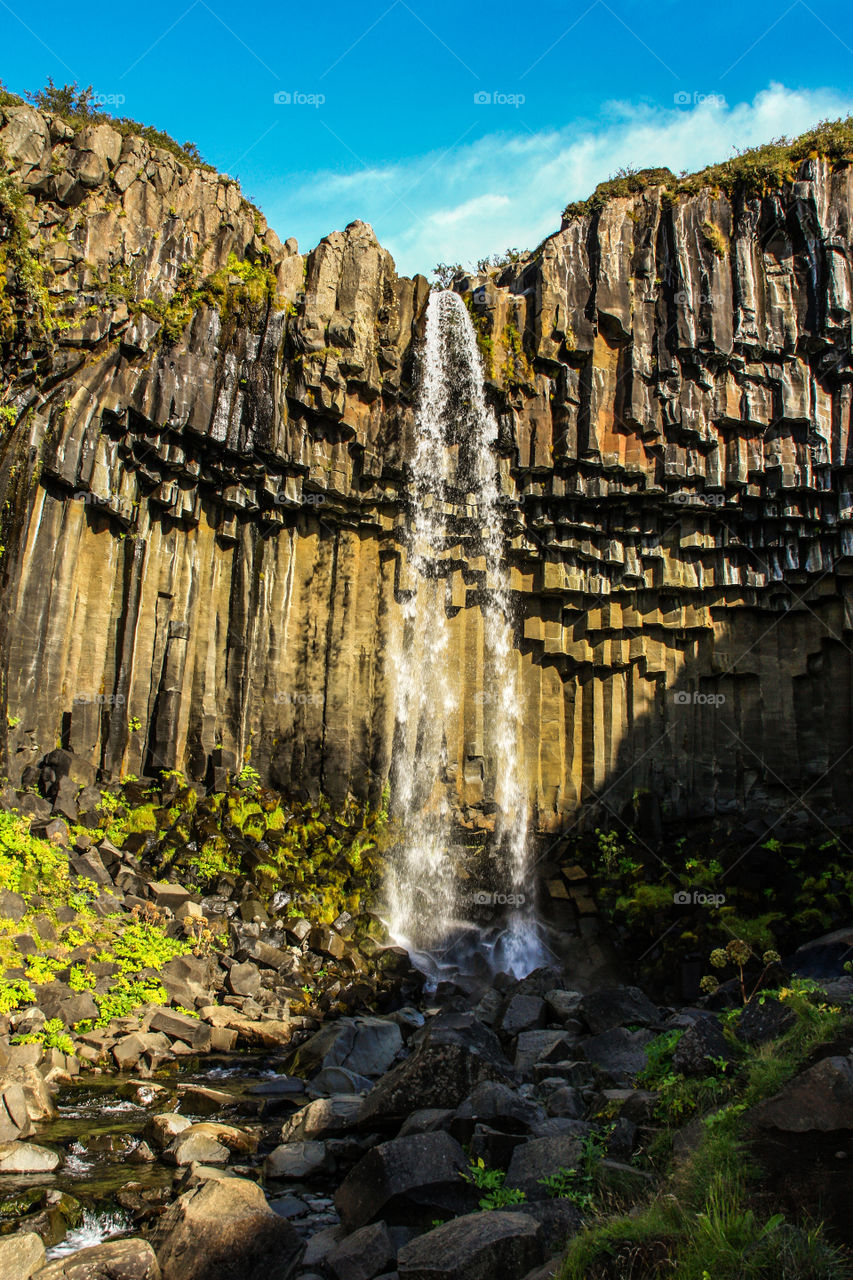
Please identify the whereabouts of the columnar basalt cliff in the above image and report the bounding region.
[2,101,853,836]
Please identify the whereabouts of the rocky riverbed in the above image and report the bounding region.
[2,763,853,1279]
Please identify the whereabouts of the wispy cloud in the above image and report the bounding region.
[261,83,853,277]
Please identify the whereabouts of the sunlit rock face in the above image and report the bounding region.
[1,100,852,834]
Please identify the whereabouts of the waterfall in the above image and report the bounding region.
[388,290,543,978]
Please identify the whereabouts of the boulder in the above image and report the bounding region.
[163,1130,230,1166]
[581,1028,655,1080]
[0,1231,45,1280]
[0,889,27,922]
[736,997,797,1046]
[359,1014,513,1127]
[397,1210,542,1280]
[290,1017,403,1079]
[499,995,546,1037]
[280,1095,362,1141]
[793,927,853,979]
[226,962,261,998]
[159,954,218,1008]
[513,1032,572,1077]
[0,1140,59,1172]
[34,1238,161,1279]
[310,1067,374,1096]
[36,985,99,1027]
[505,1136,585,1199]
[335,1131,475,1231]
[752,1055,853,1131]
[326,1221,397,1280]
[578,987,659,1034]
[265,1139,328,1178]
[153,1176,303,1280]
[671,1017,734,1077]
[148,1009,211,1051]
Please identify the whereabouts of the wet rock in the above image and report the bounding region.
[146,1113,192,1149]
[0,1231,45,1280]
[397,1210,542,1280]
[335,1131,475,1231]
[153,1176,303,1280]
[175,1084,237,1116]
[326,1221,397,1280]
[0,1140,59,1172]
[578,987,659,1034]
[35,1238,161,1279]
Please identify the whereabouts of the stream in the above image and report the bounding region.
[0,1050,339,1259]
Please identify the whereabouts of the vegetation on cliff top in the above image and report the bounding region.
[561,116,853,222]
[0,79,216,175]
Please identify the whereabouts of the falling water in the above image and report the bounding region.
[388,290,543,977]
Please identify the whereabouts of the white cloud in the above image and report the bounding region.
[261,83,853,278]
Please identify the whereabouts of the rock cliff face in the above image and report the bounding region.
[2,101,852,834]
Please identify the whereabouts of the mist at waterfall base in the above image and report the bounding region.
[387,291,546,984]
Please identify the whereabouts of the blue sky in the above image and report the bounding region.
[3,0,853,276]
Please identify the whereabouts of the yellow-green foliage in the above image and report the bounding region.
[501,320,533,388]
[562,117,853,222]
[0,810,68,896]
[702,219,729,258]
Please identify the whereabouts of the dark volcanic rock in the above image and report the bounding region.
[334,1131,476,1231]
[397,1209,542,1280]
[358,1014,513,1127]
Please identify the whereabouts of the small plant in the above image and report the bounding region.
[462,1158,527,1210]
[128,716,142,732]
[12,1016,74,1055]
[700,938,781,1004]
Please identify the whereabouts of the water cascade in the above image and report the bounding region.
[388,290,544,978]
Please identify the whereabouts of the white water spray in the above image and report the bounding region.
[388,291,543,976]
